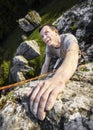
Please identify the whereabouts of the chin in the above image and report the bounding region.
[55,46,60,49]
[55,44,60,48]
[48,43,53,46]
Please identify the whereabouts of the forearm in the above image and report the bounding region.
[41,55,51,75]
[41,63,49,74]
[53,50,79,84]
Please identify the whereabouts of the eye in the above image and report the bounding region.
[45,31,49,35]
[41,35,44,39]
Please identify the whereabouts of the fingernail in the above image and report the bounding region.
[39,116,45,120]
[38,113,46,121]
[45,104,50,110]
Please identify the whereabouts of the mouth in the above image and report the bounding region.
[46,39,51,45]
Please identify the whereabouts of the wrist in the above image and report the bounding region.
[52,75,66,85]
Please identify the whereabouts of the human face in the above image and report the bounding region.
[40,26,61,48]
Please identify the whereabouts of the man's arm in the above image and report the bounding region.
[29,41,79,121]
[53,43,79,83]
[41,54,51,74]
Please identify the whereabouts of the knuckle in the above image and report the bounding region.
[38,81,44,87]
[35,98,39,103]
[41,95,46,102]
[44,81,49,85]
[39,81,44,84]
[30,96,34,102]
[48,100,52,105]
[51,89,57,96]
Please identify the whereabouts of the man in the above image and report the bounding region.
[28,24,79,120]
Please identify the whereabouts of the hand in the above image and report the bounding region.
[28,78,65,120]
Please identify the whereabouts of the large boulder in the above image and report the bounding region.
[16,40,40,60]
[0,63,93,130]
[10,40,40,82]
[12,55,28,66]
[10,55,33,82]
[18,10,41,32]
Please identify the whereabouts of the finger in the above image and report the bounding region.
[37,92,49,120]
[27,86,35,97]
[32,81,49,118]
[45,86,62,111]
[30,81,44,113]
[37,105,46,120]
[37,84,55,120]
[28,81,43,97]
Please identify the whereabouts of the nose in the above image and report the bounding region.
[43,35,47,42]
[43,35,46,40]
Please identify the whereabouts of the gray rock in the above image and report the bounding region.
[10,55,33,82]
[12,55,28,65]
[18,10,41,32]
[16,40,40,60]
[10,64,33,82]
[19,18,35,32]
[10,40,40,82]
[1,62,93,130]
[25,10,41,25]
[87,45,93,57]
[72,62,93,84]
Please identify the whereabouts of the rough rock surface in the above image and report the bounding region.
[0,0,93,130]
[10,55,33,82]
[10,40,40,82]
[18,10,41,32]
[16,40,40,60]
[0,62,93,130]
